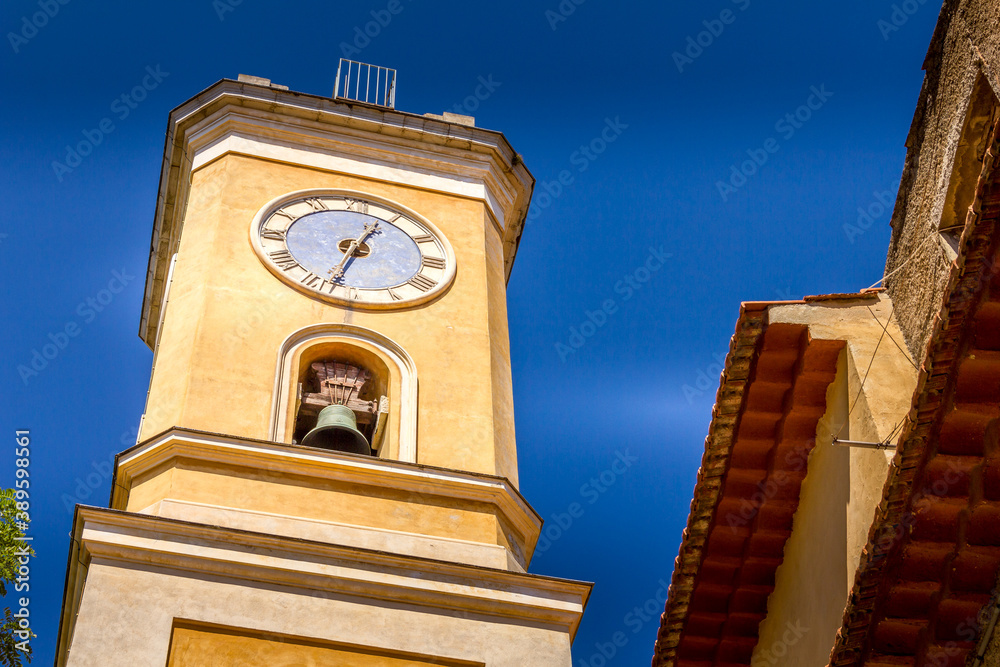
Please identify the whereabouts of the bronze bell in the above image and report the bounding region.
[301,405,371,455]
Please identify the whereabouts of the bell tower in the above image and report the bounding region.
[56,70,590,666]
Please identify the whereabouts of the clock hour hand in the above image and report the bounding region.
[329,221,379,280]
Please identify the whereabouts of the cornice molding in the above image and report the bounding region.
[140,79,534,347]
[110,427,543,557]
[55,506,589,665]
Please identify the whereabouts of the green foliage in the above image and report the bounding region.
[0,609,30,667]
[0,490,32,666]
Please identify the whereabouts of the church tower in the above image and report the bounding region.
[56,68,590,666]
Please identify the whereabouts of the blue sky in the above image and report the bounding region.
[0,0,940,664]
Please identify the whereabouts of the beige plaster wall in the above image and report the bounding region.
[140,153,519,483]
[752,298,918,666]
[751,352,852,666]
[65,560,574,667]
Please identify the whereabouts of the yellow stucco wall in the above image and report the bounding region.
[139,153,519,485]
[751,352,852,666]
[126,462,506,547]
[167,623,481,666]
[484,208,518,482]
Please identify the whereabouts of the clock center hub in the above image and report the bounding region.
[338,238,372,257]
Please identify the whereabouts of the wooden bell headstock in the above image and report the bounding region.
[299,361,378,425]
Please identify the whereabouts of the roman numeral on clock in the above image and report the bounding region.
[261,229,286,241]
[300,272,322,288]
[422,256,446,270]
[387,288,403,301]
[273,209,296,221]
[268,250,299,270]
[412,234,434,243]
[345,198,368,214]
[305,198,328,211]
[408,274,437,292]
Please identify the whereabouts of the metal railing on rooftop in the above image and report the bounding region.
[333,59,396,109]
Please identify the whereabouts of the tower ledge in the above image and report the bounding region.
[57,506,591,667]
[111,427,544,571]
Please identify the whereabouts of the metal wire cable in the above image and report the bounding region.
[867,229,945,291]
[831,306,893,440]
[867,306,918,370]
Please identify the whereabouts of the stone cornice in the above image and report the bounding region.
[140,79,534,347]
[110,427,543,558]
[55,505,590,664]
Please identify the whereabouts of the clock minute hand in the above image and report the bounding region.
[329,221,379,280]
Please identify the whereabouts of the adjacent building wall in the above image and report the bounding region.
[884,0,1000,360]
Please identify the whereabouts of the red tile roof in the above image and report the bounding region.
[828,118,1000,666]
[651,302,852,666]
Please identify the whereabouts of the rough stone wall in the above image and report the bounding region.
[986,631,1000,667]
[884,0,1000,359]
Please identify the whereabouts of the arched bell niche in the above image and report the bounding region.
[270,324,418,462]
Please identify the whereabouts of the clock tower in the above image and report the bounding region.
[55,71,590,666]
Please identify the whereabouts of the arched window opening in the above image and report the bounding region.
[940,72,1000,254]
[271,324,418,463]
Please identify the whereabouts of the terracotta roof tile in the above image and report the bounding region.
[651,314,844,667]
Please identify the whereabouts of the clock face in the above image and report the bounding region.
[251,192,455,307]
